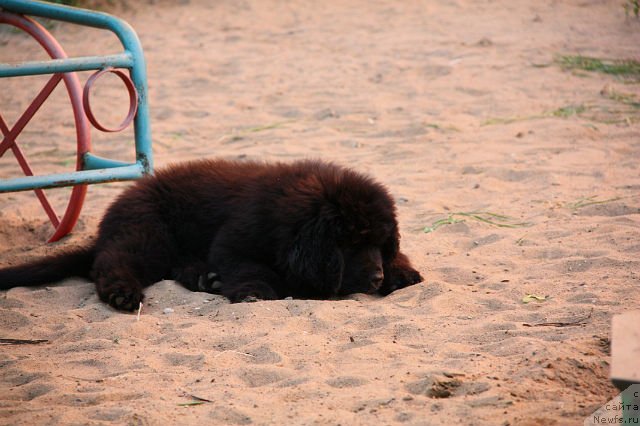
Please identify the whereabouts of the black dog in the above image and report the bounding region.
[0,159,423,310]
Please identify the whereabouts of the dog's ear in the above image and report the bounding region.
[381,223,400,261]
[287,215,344,295]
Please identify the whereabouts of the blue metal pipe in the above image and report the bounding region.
[0,0,142,48]
[0,53,133,77]
[0,164,145,193]
[83,152,132,170]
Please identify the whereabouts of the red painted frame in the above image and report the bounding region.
[0,11,91,242]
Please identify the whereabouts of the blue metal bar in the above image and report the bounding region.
[0,53,133,77]
[83,152,131,170]
[0,0,142,45]
[0,164,145,193]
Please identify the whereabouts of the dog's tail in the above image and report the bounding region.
[0,245,95,290]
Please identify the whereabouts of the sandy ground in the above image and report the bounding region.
[1,0,639,424]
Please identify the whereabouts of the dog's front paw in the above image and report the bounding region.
[197,272,223,293]
[172,264,222,294]
[379,267,424,296]
[398,267,424,286]
[101,283,144,311]
[224,281,279,303]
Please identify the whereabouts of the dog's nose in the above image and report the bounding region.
[370,270,384,289]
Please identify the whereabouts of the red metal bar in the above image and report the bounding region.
[0,11,90,242]
[0,115,60,228]
[0,73,64,157]
[83,67,138,133]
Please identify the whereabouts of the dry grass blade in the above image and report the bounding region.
[217,120,296,143]
[522,309,593,328]
[565,195,625,210]
[550,104,587,118]
[422,215,465,233]
[482,104,590,126]
[601,87,640,108]
[455,211,531,228]
[522,294,547,304]
[424,211,531,233]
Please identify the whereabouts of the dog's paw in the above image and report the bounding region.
[105,285,144,311]
[172,264,222,294]
[398,267,424,286]
[225,281,279,303]
[379,267,424,296]
[196,272,223,293]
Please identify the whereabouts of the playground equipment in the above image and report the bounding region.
[610,311,640,423]
[0,0,152,241]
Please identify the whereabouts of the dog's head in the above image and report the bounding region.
[285,173,400,297]
[338,245,385,295]
[287,224,388,296]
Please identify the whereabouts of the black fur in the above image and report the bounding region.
[0,159,423,310]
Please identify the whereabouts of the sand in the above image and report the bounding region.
[1,0,639,424]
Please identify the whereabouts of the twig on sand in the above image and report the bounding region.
[522,309,593,328]
[0,338,48,345]
[188,394,213,403]
[178,401,207,407]
[62,375,105,383]
[177,393,214,407]
[137,302,143,321]
[214,350,255,358]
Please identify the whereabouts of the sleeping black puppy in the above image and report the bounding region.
[0,159,423,310]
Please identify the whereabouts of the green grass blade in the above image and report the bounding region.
[556,55,640,80]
